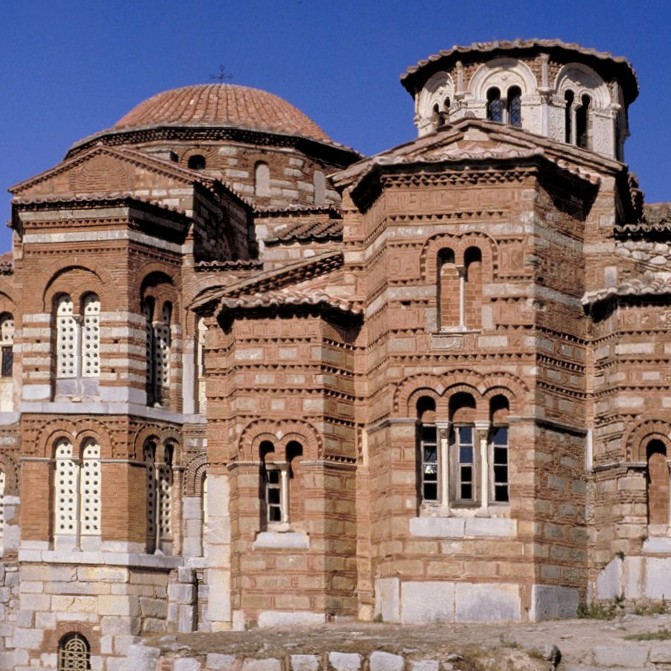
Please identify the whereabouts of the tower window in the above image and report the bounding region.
[507,86,522,127]
[564,90,575,144]
[0,314,13,378]
[486,87,503,122]
[577,94,591,149]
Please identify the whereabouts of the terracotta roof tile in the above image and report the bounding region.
[583,275,671,307]
[218,289,362,316]
[265,220,343,244]
[114,84,331,143]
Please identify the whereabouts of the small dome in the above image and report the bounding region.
[114,83,331,143]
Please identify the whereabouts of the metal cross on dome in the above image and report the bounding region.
[210,65,234,83]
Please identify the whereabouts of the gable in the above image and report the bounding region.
[10,146,203,202]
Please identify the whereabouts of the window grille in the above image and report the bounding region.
[55,440,77,535]
[144,442,157,552]
[0,315,13,378]
[56,296,78,378]
[155,303,172,390]
[0,470,5,540]
[81,295,100,377]
[420,425,438,502]
[507,87,522,127]
[80,441,101,535]
[486,88,503,122]
[58,633,90,671]
[265,468,282,522]
[158,445,173,538]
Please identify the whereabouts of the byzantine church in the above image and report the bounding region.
[0,38,669,669]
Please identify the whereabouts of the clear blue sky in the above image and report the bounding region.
[1,1,670,252]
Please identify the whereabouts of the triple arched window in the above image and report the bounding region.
[53,438,101,548]
[418,393,510,509]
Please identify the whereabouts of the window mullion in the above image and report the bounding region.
[475,422,490,512]
[437,422,450,508]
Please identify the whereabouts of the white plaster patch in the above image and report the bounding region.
[400,581,454,624]
[455,583,520,622]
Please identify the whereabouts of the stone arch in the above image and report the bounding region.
[421,231,497,282]
[554,63,611,109]
[35,419,81,459]
[239,418,322,461]
[417,71,455,131]
[42,265,107,313]
[394,373,448,416]
[0,290,17,316]
[480,372,530,412]
[184,454,207,496]
[625,420,671,462]
[469,57,537,101]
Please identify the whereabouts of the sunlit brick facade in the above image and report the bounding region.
[1,39,669,669]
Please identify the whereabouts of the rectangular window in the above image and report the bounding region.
[265,468,282,522]
[420,425,438,502]
[491,426,509,503]
[455,426,475,502]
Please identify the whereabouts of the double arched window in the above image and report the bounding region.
[486,86,522,127]
[54,293,100,397]
[53,438,101,548]
[438,246,482,330]
[260,439,303,528]
[143,297,172,407]
[564,89,592,149]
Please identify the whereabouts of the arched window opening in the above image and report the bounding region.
[255,162,270,198]
[486,87,503,122]
[56,295,77,379]
[489,395,510,504]
[564,90,575,144]
[313,170,326,206]
[0,469,5,544]
[54,439,77,540]
[286,441,303,525]
[144,439,175,554]
[464,247,482,330]
[188,154,206,170]
[0,313,14,378]
[261,439,302,528]
[81,294,100,378]
[80,441,101,538]
[58,632,91,671]
[201,472,208,556]
[647,440,669,528]
[438,248,458,329]
[507,86,522,127]
[144,296,172,407]
[417,396,438,503]
[449,393,477,504]
[576,94,591,149]
[196,317,207,414]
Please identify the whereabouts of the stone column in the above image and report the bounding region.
[475,422,490,515]
[437,421,450,510]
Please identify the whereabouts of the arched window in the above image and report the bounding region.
[564,90,575,144]
[0,313,14,378]
[647,440,669,528]
[54,439,77,540]
[187,154,206,170]
[80,440,101,538]
[417,397,438,503]
[0,469,5,544]
[449,393,477,504]
[313,170,326,206]
[577,94,591,149]
[255,162,270,197]
[58,632,90,671]
[489,395,510,504]
[261,440,302,528]
[143,297,172,407]
[464,247,482,330]
[486,87,503,122]
[438,248,458,329]
[507,86,522,127]
[144,439,174,554]
[55,293,100,393]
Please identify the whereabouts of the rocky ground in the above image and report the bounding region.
[147,612,671,670]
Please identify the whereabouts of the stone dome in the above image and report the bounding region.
[113,83,332,143]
